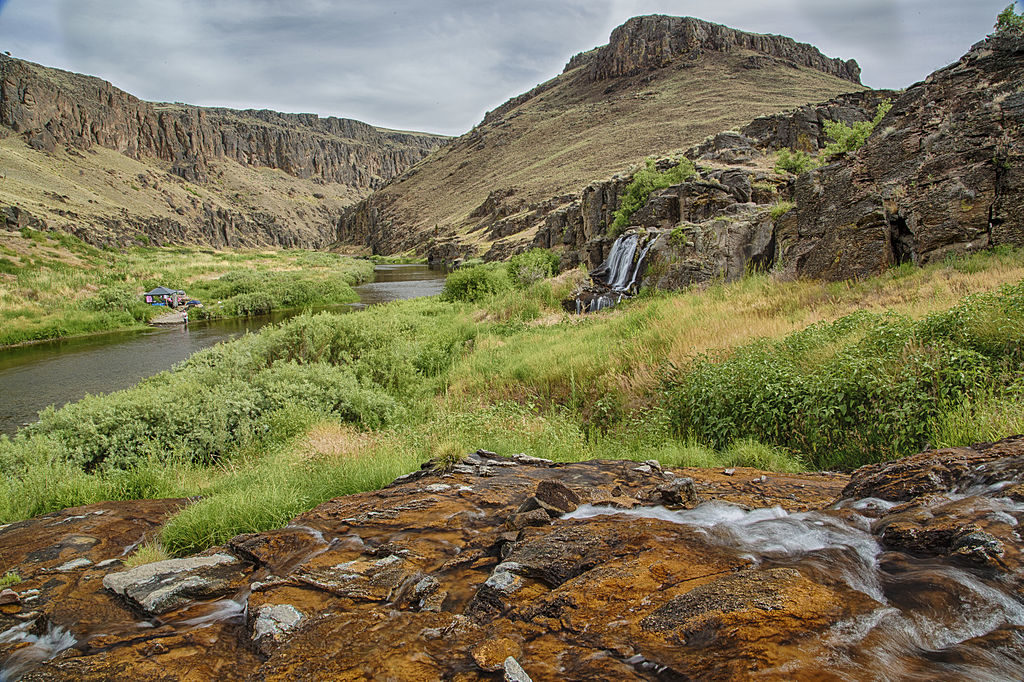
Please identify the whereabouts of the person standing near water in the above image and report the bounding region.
[182,308,188,325]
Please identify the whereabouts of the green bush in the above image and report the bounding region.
[995,4,1024,35]
[774,149,817,175]
[1,302,475,476]
[822,100,893,160]
[440,264,511,302]
[662,281,1024,470]
[507,249,559,288]
[611,158,697,235]
[770,201,796,220]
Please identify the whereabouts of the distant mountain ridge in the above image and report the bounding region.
[336,15,866,260]
[0,54,448,248]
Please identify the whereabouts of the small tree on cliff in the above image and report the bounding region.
[994,4,1024,36]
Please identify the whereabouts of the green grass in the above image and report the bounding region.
[1,247,1022,555]
[0,571,20,588]
[0,233,374,346]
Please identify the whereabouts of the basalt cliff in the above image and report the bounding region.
[0,54,448,249]
[3,438,1024,679]
[336,15,865,261]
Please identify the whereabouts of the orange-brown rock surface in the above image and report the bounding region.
[2,440,1024,680]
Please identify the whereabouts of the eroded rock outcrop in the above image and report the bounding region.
[3,439,1024,679]
[781,35,1024,279]
[569,15,861,84]
[0,55,446,189]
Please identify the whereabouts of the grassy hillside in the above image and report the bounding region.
[0,229,373,346]
[0,136,363,246]
[349,44,864,254]
[1,248,1021,555]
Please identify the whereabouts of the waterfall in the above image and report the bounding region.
[573,232,655,313]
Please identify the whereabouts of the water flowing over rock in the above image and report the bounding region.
[572,231,658,313]
[3,439,1024,679]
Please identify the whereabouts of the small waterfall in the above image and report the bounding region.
[572,231,657,313]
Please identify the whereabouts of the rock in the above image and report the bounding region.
[782,36,1024,280]
[10,446,1024,680]
[252,604,304,654]
[508,508,553,530]
[841,436,1024,501]
[0,589,19,605]
[102,553,246,615]
[471,637,523,672]
[581,15,860,83]
[534,479,581,514]
[649,477,699,508]
[504,656,533,682]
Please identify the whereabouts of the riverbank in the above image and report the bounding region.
[1,246,1021,554]
[0,229,373,347]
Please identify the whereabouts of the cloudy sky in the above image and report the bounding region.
[0,0,1017,136]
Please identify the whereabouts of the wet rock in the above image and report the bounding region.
[508,508,553,530]
[102,553,247,616]
[0,589,19,605]
[471,637,523,672]
[648,477,699,508]
[842,436,1024,501]
[252,604,304,654]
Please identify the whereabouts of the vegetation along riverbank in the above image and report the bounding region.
[1,246,1021,555]
[0,228,374,347]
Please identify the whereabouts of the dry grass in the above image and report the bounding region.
[0,137,362,247]
[446,252,1024,411]
[296,421,379,461]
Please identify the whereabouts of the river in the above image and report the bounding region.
[0,264,446,436]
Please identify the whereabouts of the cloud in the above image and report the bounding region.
[0,0,1014,135]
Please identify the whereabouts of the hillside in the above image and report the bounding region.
[337,15,865,259]
[0,54,448,249]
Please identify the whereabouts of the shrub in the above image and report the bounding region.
[774,149,817,175]
[440,264,511,302]
[611,158,697,235]
[994,4,1024,35]
[662,281,1024,470]
[770,201,796,220]
[822,100,893,160]
[507,249,559,288]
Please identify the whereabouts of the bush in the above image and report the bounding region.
[440,264,511,302]
[507,249,559,288]
[994,4,1024,35]
[822,100,893,160]
[774,149,817,175]
[662,281,1024,470]
[611,158,696,234]
[770,201,796,220]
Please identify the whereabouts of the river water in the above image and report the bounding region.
[0,264,446,436]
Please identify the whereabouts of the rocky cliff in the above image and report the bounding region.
[783,34,1024,279]
[0,54,448,249]
[336,15,864,260]
[3,438,1024,679]
[567,14,861,84]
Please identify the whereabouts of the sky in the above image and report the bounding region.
[0,0,1017,136]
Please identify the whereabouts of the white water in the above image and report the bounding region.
[0,622,76,682]
[565,500,1024,678]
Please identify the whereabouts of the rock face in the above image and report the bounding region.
[0,55,445,189]
[782,35,1024,279]
[0,54,447,249]
[570,15,861,84]
[4,439,1024,679]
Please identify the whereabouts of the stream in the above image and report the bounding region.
[0,264,446,436]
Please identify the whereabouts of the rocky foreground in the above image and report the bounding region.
[2,438,1024,680]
